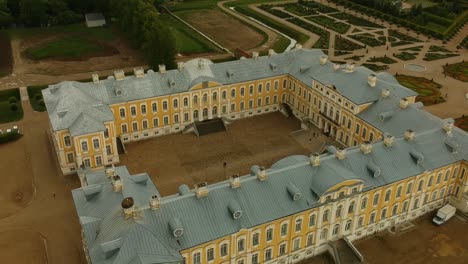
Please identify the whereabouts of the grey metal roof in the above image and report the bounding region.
[73,123,467,264]
[43,48,416,136]
[85,13,106,22]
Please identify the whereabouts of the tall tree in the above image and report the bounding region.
[142,14,176,69]
[19,0,47,26]
[0,0,12,27]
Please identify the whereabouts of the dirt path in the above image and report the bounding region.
[218,0,281,51]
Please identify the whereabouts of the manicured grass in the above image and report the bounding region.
[395,74,445,105]
[306,15,350,34]
[9,23,117,41]
[362,63,388,72]
[388,30,421,43]
[394,52,417,61]
[159,14,216,54]
[368,55,397,64]
[0,89,23,124]
[344,55,364,61]
[401,46,423,51]
[329,12,383,28]
[259,5,292,18]
[423,52,459,61]
[406,0,437,8]
[24,36,107,60]
[443,62,468,82]
[454,115,468,132]
[334,36,364,51]
[350,34,384,47]
[288,17,330,49]
[299,1,339,13]
[334,50,351,56]
[0,31,12,77]
[283,3,317,16]
[428,45,451,53]
[27,85,48,112]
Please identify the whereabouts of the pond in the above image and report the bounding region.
[405,63,426,72]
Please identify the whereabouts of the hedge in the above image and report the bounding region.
[0,131,23,144]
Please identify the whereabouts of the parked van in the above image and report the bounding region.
[433,204,456,225]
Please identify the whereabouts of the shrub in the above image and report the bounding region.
[8,96,17,104]
[35,94,42,101]
[10,103,18,111]
[0,131,23,144]
[39,99,45,107]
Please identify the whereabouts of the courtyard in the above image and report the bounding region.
[120,112,339,196]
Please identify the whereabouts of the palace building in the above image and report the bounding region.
[45,47,468,264]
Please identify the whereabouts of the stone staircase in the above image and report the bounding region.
[194,118,226,136]
[330,238,363,264]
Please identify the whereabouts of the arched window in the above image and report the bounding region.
[193,95,198,104]
[345,220,352,231]
[203,93,208,103]
[193,110,199,120]
[81,141,88,152]
[323,209,330,222]
[348,201,355,214]
[152,103,157,113]
[396,185,402,198]
[384,189,392,202]
[417,180,424,191]
[162,101,168,110]
[336,205,342,218]
[320,229,328,240]
[93,138,100,149]
[362,128,367,138]
[407,182,413,194]
[222,91,227,99]
[183,97,188,107]
[212,92,217,101]
[173,99,178,108]
[212,107,217,116]
[361,197,368,209]
[332,224,340,235]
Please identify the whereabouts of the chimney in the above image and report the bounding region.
[268,49,275,57]
[360,141,373,154]
[252,51,259,60]
[251,165,267,181]
[443,121,454,134]
[333,63,340,71]
[134,67,145,78]
[320,55,328,65]
[177,61,184,71]
[336,147,346,160]
[381,89,390,98]
[114,70,125,81]
[158,64,166,74]
[345,62,355,73]
[295,43,303,50]
[112,175,123,192]
[399,98,409,109]
[195,182,209,198]
[121,197,135,217]
[105,165,116,177]
[383,134,395,147]
[367,74,377,87]
[310,153,320,167]
[149,195,160,210]
[404,129,415,141]
[92,73,99,84]
[230,174,240,188]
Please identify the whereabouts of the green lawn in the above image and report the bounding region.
[0,89,23,124]
[362,63,388,72]
[368,56,397,64]
[394,52,417,61]
[9,23,117,41]
[160,14,216,54]
[395,74,444,105]
[443,62,468,82]
[350,34,384,47]
[288,17,329,49]
[306,15,350,34]
[329,12,383,28]
[423,52,459,61]
[27,85,48,112]
[334,36,364,51]
[24,36,107,60]
[405,0,437,8]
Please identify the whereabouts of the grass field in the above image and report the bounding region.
[288,17,330,49]
[160,14,216,54]
[362,63,388,72]
[455,115,468,132]
[443,62,468,82]
[394,52,417,61]
[306,15,350,34]
[27,85,48,112]
[9,23,116,41]
[0,31,12,77]
[368,56,397,64]
[423,52,459,61]
[0,89,23,124]
[329,12,384,28]
[405,0,437,8]
[334,36,364,51]
[24,36,109,60]
[395,74,444,105]
[350,34,385,47]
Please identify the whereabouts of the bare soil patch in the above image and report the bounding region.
[0,230,48,263]
[182,9,265,51]
[120,112,310,196]
[0,136,33,219]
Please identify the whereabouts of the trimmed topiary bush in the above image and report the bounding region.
[10,103,18,111]
[8,96,17,104]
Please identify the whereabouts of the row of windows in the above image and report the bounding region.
[79,138,101,152]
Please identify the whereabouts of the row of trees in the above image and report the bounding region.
[0,0,110,27]
[109,0,176,69]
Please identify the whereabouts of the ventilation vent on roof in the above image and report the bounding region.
[310,153,320,167]
[404,129,415,141]
[168,78,176,88]
[134,67,145,78]
[56,110,68,118]
[100,238,123,259]
[92,73,100,84]
[114,70,125,81]
[228,200,243,220]
[360,141,373,154]
[159,64,166,73]
[227,70,234,78]
[335,147,346,160]
[368,74,377,87]
[115,86,123,96]
[112,175,123,192]
[367,161,381,178]
[121,197,134,217]
[379,111,393,121]
[178,184,191,196]
[251,165,267,181]
[177,62,185,71]
[383,134,395,147]
[409,149,424,164]
[400,98,409,109]
[320,55,328,65]
[230,174,240,188]
[344,62,355,73]
[287,182,302,201]
[381,89,390,98]
[270,63,277,71]
[149,195,160,210]
[82,184,102,200]
[195,182,209,198]
[169,218,184,238]
[444,137,458,153]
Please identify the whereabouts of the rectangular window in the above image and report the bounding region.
[106,145,111,155]
[249,85,254,95]
[81,141,88,152]
[273,95,278,104]
[237,239,245,252]
[265,97,270,105]
[152,103,157,113]
[173,99,178,109]
[274,81,278,90]
[373,193,380,206]
[64,136,71,146]
[251,254,258,264]
[141,105,146,114]
[220,244,228,257]
[67,153,74,163]
[240,102,244,110]
[257,98,262,107]
[142,120,148,129]
[119,108,125,118]
[174,114,179,123]
[231,89,236,98]
[306,234,313,247]
[153,118,159,127]
[95,156,102,166]
[163,116,169,126]
[93,139,100,149]
[265,249,272,261]
[121,124,127,133]
[193,253,201,264]
[279,244,286,255]
[240,87,245,97]
[130,106,136,117]
[252,233,259,246]
[132,122,138,131]
[184,113,189,122]
[280,223,288,236]
[295,219,302,232]
[293,238,300,251]
[309,214,316,227]
[104,128,109,138]
[230,103,235,112]
[266,228,273,242]
[207,248,214,261]
[248,100,253,109]
[83,159,91,167]
[222,105,227,114]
